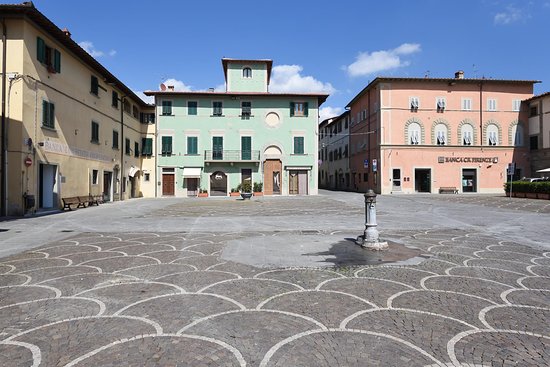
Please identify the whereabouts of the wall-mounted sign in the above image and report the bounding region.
[372,159,377,172]
[438,156,498,164]
[363,159,369,169]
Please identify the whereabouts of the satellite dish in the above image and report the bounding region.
[160,83,167,91]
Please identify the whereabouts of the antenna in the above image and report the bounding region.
[472,64,478,78]
[159,83,167,91]
[424,70,430,78]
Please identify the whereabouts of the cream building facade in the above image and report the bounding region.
[0,3,155,216]
[526,92,550,175]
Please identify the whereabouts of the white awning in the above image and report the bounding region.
[536,167,550,173]
[284,165,312,171]
[182,167,202,178]
[128,166,139,177]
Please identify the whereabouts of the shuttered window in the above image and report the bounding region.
[42,100,55,129]
[241,136,251,160]
[125,138,131,155]
[187,136,198,155]
[91,75,99,95]
[161,136,173,155]
[290,102,308,117]
[91,121,99,143]
[141,138,153,156]
[293,137,304,154]
[162,100,172,115]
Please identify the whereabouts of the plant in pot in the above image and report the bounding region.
[239,181,252,200]
[230,187,241,197]
[198,188,208,197]
[253,182,263,196]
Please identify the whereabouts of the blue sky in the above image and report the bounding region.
[31,0,550,120]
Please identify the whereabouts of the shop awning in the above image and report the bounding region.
[284,165,312,171]
[128,166,139,177]
[182,167,202,178]
[536,167,550,173]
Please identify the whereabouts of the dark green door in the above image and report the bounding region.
[241,136,251,160]
[213,136,223,160]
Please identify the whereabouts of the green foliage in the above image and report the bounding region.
[240,181,252,193]
[253,182,263,192]
[199,188,207,193]
[504,181,550,193]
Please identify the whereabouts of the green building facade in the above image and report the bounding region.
[146,59,328,197]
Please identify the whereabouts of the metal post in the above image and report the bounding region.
[357,189,388,250]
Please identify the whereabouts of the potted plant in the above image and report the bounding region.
[239,181,252,200]
[198,188,208,197]
[230,187,240,197]
[253,182,263,196]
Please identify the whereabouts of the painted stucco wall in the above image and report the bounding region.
[226,61,268,93]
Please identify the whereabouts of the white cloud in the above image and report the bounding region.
[78,41,116,58]
[345,43,421,77]
[494,5,528,25]
[319,106,344,122]
[270,65,335,94]
[161,78,192,92]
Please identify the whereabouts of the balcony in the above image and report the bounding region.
[204,150,260,162]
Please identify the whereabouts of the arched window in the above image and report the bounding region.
[461,123,474,145]
[511,123,524,146]
[407,122,421,145]
[486,124,499,146]
[243,67,252,78]
[434,123,448,145]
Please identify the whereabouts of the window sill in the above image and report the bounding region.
[291,153,307,156]
[90,92,99,98]
[112,147,119,150]
[185,154,200,156]
[91,140,100,145]
[210,115,225,117]
[41,125,56,132]
[161,114,174,117]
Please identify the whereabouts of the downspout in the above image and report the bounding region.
[120,96,125,201]
[479,80,483,147]
[154,96,158,198]
[1,18,7,216]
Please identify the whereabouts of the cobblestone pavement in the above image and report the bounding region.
[0,195,549,366]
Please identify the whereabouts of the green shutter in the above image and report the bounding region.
[162,101,172,115]
[53,49,61,73]
[290,102,295,116]
[304,102,309,117]
[213,136,223,160]
[187,136,198,154]
[91,76,98,95]
[241,136,251,160]
[49,103,55,128]
[162,136,171,155]
[142,138,153,155]
[37,37,45,63]
[42,100,48,126]
[294,137,304,154]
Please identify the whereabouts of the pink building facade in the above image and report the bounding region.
[348,73,537,194]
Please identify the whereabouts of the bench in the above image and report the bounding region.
[62,196,87,210]
[439,187,459,194]
[82,195,99,206]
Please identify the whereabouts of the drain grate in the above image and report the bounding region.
[60,230,74,233]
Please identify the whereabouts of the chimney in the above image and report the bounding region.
[167,85,174,91]
[455,70,464,79]
[62,28,71,38]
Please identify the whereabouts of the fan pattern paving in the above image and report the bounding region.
[0,230,549,366]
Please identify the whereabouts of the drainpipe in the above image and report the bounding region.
[120,96,125,201]
[1,18,7,216]
[479,80,483,146]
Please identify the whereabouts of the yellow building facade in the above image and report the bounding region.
[0,3,155,216]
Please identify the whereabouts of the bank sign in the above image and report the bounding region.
[438,156,498,164]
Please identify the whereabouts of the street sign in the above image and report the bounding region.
[24,157,32,167]
[372,159,377,172]
[363,159,368,169]
[507,163,515,175]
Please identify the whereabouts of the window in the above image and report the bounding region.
[91,75,99,96]
[529,106,538,117]
[112,130,119,149]
[487,98,497,111]
[293,136,304,154]
[434,123,447,145]
[187,136,198,155]
[290,102,308,117]
[530,136,539,150]
[91,121,99,143]
[140,112,155,124]
[344,117,348,129]
[162,100,172,116]
[241,101,251,119]
[125,138,131,155]
[188,101,197,115]
[92,170,99,185]
[134,142,139,157]
[144,173,150,181]
[512,124,524,146]
[212,101,223,116]
[241,136,251,160]
[363,173,368,182]
[436,98,446,112]
[141,138,153,156]
[243,67,252,78]
[42,100,55,129]
[329,151,333,161]
[212,136,223,159]
[487,124,499,146]
[410,97,419,110]
[462,98,472,111]
[337,121,342,133]
[407,122,421,145]
[112,91,119,108]
[132,105,139,119]
[343,145,348,158]
[461,124,474,145]
[37,37,60,73]
[161,136,173,155]
[123,99,131,114]
[512,99,521,112]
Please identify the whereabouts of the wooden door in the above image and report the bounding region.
[263,159,282,195]
[162,174,175,196]
[213,136,223,160]
[289,171,299,195]
[187,178,198,197]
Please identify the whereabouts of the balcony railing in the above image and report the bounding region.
[204,150,260,162]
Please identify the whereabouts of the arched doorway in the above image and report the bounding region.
[210,171,227,196]
[264,145,282,195]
